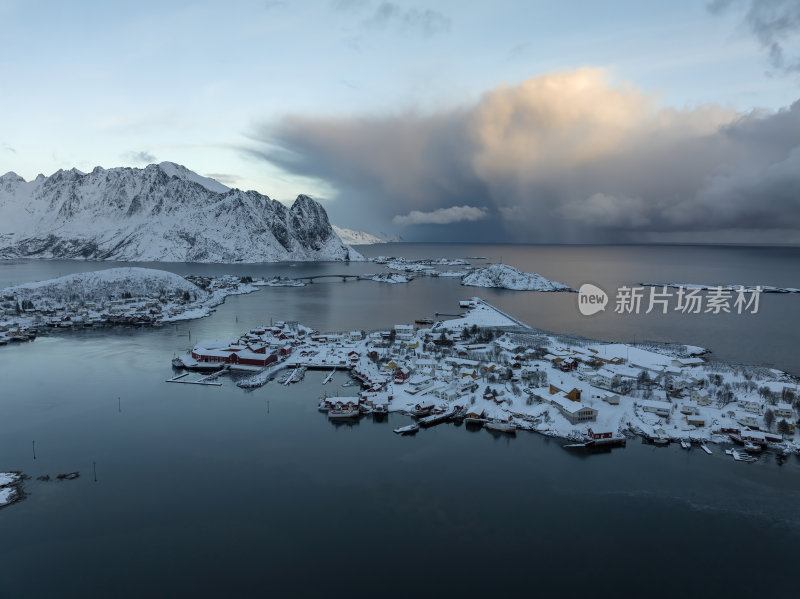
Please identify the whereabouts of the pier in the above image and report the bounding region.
[165,368,226,386]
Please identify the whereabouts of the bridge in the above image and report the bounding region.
[294,274,364,283]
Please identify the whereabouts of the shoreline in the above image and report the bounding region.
[175,297,799,460]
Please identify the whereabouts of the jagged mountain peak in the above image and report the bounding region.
[0,164,359,263]
[1,171,24,182]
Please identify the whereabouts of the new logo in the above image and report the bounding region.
[578,283,608,316]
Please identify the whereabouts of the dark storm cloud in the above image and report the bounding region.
[246,68,800,242]
[709,0,800,73]
[123,150,157,164]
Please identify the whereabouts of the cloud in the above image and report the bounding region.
[393,205,487,225]
[247,68,800,242]
[364,2,450,37]
[709,0,800,73]
[123,150,157,164]
[205,172,242,187]
[332,0,369,11]
[1,143,15,154]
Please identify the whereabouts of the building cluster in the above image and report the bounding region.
[182,298,799,447]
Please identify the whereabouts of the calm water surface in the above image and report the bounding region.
[1,245,798,597]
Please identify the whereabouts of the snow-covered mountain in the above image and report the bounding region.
[332,225,384,245]
[0,162,361,263]
[461,264,572,291]
[4,267,204,307]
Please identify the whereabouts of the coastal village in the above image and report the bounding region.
[0,269,261,345]
[175,298,800,459]
[0,261,568,346]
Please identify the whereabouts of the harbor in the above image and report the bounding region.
[165,297,798,459]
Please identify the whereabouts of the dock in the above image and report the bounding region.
[322,369,336,385]
[418,408,456,428]
[165,367,226,386]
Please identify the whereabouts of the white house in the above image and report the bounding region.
[691,390,712,406]
[737,397,762,414]
[638,399,672,418]
[550,395,598,425]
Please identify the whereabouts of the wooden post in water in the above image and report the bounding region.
[118,396,121,412]
[93,461,97,482]
[32,440,36,460]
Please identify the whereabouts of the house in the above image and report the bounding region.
[550,395,597,425]
[587,428,613,441]
[741,429,782,445]
[737,397,762,414]
[435,384,460,402]
[394,368,411,383]
[691,390,712,406]
[394,324,414,341]
[599,393,620,405]
[737,415,761,429]
[348,330,363,341]
[686,415,705,427]
[638,399,672,418]
[775,403,794,419]
[680,403,700,415]
[590,368,616,390]
[671,357,705,368]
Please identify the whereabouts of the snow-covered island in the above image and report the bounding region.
[462,264,573,291]
[175,298,799,459]
[0,472,23,510]
[0,267,259,342]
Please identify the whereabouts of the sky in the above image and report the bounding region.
[1,0,799,243]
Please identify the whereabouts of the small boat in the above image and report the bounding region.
[372,404,389,415]
[731,449,757,463]
[414,318,434,325]
[172,357,185,369]
[328,407,360,420]
[743,441,763,453]
[411,405,435,418]
[393,423,419,435]
[699,443,712,455]
[418,407,456,428]
[485,420,516,434]
[680,439,691,450]
[317,399,331,412]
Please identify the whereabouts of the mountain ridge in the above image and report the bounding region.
[0,163,361,263]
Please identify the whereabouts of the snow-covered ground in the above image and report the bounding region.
[0,267,259,334]
[370,273,411,284]
[462,264,572,291]
[332,226,385,245]
[0,163,358,262]
[186,296,799,459]
[0,472,22,509]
